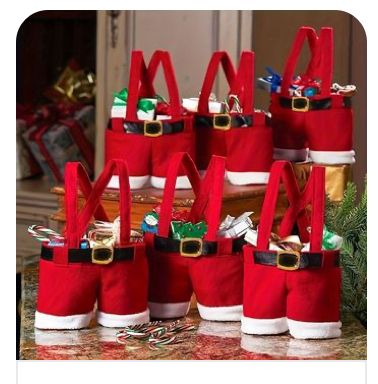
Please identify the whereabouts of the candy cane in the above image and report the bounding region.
[27,225,63,243]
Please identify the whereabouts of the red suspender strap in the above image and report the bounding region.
[281,26,319,96]
[76,159,131,247]
[317,27,333,97]
[188,155,226,241]
[198,51,236,114]
[257,161,291,249]
[257,161,325,250]
[232,51,254,114]
[308,166,325,251]
[126,50,181,120]
[126,51,155,121]
[62,162,110,255]
[157,152,202,238]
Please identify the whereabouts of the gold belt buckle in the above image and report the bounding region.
[213,114,231,130]
[91,245,114,265]
[276,250,301,271]
[291,97,309,112]
[179,238,203,257]
[144,120,163,137]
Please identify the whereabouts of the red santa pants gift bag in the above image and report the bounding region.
[106,50,194,189]
[145,152,244,321]
[194,51,273,185]
[270,27,354,164]
[242,161,342,339]
[35,159,149,329]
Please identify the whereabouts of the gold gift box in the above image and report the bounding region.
[292,163,352,202]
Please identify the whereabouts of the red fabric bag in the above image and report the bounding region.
[270,27,354,164]
[195,51,273,185]
[144,152,244,321]
[106,50,195,190]
[35,159,149,329]
[242,160,341,339]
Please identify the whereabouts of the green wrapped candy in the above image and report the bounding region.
[171,221,185,240]
[322,226,343,250]
[171,221,207,240]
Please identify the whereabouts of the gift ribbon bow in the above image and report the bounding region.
[113,88,156,113]
[264,67,282,93]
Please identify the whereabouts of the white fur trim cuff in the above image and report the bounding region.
[150,175,191,189]
[34,311,93,330]
[288,318,342,339]
[97,308,150,328]
[107,175,150,190]
[148,301,190,319]
[226,171,270,185]
[309,150,355,165]
[241,316,288,335]
[274,147,308,162]
[197,303,242,321]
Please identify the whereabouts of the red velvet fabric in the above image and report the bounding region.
[195,51,273,176]
[243,161,341,323]
[105,51,194,179]
[270,27,353,159]
[36,160,148,321]
[145,153,243,313]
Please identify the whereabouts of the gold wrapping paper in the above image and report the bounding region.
[293,163,352,202]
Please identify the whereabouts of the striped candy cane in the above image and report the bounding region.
[27,225,63,243]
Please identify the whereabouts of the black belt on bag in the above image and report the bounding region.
[123,119,185,137]
[195,114,271,130]
[41,246,135,265]
[279,96,351,112]
[253,250,340,271]
[154,235,246,257]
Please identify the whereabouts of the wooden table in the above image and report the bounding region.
[51,181,287,230]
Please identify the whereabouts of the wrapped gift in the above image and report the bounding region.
[44,59,96,105]
[293,162,352,202]
[111,88,157,120]
[23,105,95,182]
[16,115,42,180]
[182,97,225,113]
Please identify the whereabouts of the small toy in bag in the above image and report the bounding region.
[242,161,342,339]
[34,159,149,329]
[190,51,273,185]
[269,26,355,164]
[106,50,195,190]
[144,152,245,321]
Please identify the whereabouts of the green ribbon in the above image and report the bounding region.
[112,88,156,113]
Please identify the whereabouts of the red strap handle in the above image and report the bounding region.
[188,155,226,241]
[64,162,109,248]
[126,50,182,120]
[65,159,131,248]
[157,152,202,237]
[197,51,237,114]
[257,161,325,252]
[232,51,254,114]
[281,26,333,97]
